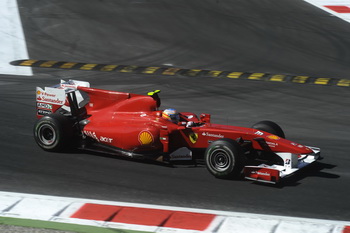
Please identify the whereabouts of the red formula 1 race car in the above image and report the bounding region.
[34,80,321,184]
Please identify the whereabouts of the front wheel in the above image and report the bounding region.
[33,114,74,151]
[252,120,285,138]
[204,138,244,179]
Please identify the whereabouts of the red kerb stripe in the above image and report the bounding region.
[71,203,216,231]
[70,203,122,221]
[111,207,173,226]
[163,211,216,231]
[324,5,350,13]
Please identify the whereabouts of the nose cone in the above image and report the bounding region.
[262,134,313,154]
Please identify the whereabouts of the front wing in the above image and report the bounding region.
[244,146,321,184]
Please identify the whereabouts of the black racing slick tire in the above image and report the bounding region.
[33,114,74,152]
[252,120,285,139]
[205,138,244,179]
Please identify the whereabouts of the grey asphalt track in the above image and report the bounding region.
[0,0,349,221]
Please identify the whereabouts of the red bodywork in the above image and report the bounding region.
[75,86,312,157]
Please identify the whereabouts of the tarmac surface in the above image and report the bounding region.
[0,0,349,222]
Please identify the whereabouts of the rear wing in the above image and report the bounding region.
[36,80,90,118]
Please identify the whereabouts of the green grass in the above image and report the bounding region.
[0,217,150,233]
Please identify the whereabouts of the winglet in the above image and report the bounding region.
[147,90,161,108]
[147,90,161,96]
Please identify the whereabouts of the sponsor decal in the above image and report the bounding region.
[36,87,65,105]
[60,83,76,89]
[84,130,99,141]
[201,132,224,138]
[266,141,278,147]
[267,135,280,140]
[291,142,304,148]
[189,133,198,144]
[36,94,64,104]
[37,102,53,110]
[254,131,264,136]
[100,136,113,143]
[38,97,63,104]
[138,131,154,145]
[37,109,52,116]
[83,130,113,143]
[251,171,271,177]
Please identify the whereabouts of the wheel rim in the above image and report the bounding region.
[209,148,233,171]
[38,124,56,146]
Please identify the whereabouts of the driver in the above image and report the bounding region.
[162,108,180,123]
[162,108,195,127]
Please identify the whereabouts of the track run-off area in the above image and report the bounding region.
[0,0,350,230]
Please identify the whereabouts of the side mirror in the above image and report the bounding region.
[200,113,211,123]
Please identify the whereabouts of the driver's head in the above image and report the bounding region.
[162,108,179,123]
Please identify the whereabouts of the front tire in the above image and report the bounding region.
[34,114,74,151]
[252,120,285,164]
[205,138,244,179]
[252,120,285,138]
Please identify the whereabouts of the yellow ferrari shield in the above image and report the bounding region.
[189,133,198,144]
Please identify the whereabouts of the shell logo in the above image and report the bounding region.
[138,131,154,145]
[37,90,41,95]
[267,135,280,140]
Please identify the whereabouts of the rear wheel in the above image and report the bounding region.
[205,138,244,179]
[252,120,285,138]
[34,114,74,151]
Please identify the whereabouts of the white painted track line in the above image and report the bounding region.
[0,0,32,76]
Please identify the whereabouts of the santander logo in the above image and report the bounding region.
[36,88,65,105]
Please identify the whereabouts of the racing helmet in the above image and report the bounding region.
[162,108,180,123]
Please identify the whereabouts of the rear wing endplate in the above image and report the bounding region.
[36,80,90,118]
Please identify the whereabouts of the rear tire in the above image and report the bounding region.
[34,114,74,151]
[205,138,244,179]
[252,120,285,138]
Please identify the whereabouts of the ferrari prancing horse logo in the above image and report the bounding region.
[189,133,198,144]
